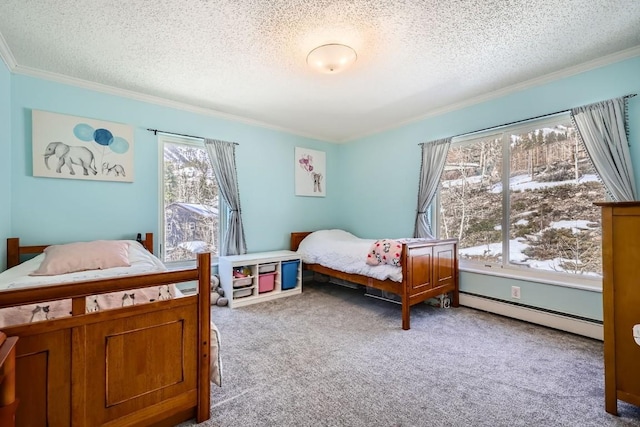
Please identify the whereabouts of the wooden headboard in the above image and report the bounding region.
[290,232,312,251]
[6,232,154,269]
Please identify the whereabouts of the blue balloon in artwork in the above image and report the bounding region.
[73,123,94,141]
[93,128,114,146]
[110,137,130,154]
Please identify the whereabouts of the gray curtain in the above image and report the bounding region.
[414,138,451,238]
[204,138,247,256]
[571,97,637,201]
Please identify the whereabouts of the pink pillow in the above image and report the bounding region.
[366,239,403,267]
[30,240,131,276]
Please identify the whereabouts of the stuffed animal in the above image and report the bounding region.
[211,282,229,307]
[211,274,220,288]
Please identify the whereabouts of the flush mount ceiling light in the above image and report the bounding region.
[307,43,357,74]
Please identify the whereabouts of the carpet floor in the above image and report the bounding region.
[180,282,640,427]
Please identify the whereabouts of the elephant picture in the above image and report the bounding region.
[44,141,98,176]
[102,162,126,177]
[32,110,134,182]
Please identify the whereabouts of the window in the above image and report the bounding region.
[438,114,606,281]
[160,136,223,263]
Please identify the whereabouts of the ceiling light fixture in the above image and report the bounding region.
[306,43,357,74]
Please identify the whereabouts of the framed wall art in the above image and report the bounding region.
[295,147,325,197]
[32,110,134,182]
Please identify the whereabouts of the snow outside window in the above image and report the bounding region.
[438,114,606,281]
[160,137,223,263]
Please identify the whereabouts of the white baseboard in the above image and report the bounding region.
[460,293,603,341]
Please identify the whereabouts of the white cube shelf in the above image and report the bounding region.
[219,250,302,308]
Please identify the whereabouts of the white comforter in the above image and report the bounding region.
[297,229,403,282]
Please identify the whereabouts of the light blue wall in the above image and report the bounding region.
[10,75,339,254]
[339,55,640,321]
[8,56,640,321]
[0,60,11,271]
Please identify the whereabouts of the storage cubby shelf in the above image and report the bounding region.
[219,250,302,308]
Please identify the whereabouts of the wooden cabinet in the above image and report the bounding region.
[596,202,640,415]
[219,251,302,308]
[0,332,18,427]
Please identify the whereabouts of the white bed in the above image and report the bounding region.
[296,229,404,282]
[291,229,459,330]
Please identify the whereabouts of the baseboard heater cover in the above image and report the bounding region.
[460,293,603,340]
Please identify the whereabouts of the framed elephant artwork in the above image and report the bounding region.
[295,147,326,197]
[32,110,134,182]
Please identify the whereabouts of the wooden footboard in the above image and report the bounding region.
[1,238,211,427]
[291,232,458,330]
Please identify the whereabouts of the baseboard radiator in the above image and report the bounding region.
[460,292,603,341]
[307,274,603,340]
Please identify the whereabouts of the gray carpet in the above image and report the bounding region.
[180,282,640,427]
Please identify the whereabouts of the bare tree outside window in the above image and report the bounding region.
[439,119,606,277]
[163,141,220,262]
[440,137,503,262]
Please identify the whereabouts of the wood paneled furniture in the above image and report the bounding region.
[596,202,640,415]
[0,332,18,427]
[291,232,458,330]
[2,234,212,426]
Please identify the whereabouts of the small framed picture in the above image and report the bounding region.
[295,147,325,197]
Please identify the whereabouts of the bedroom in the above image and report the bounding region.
[0,1,640,426]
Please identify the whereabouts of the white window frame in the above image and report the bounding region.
[158,134,225,267]
[436,113,603,291]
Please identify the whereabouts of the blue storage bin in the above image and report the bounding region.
[281,260,300,290]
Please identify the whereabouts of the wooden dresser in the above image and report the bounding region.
[596,202,640,415]
[0,331,19,427]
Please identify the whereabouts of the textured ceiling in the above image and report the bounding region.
[1,1,639,142]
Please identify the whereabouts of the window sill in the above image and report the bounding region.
[164,258,219,271]
[460,263,602,293]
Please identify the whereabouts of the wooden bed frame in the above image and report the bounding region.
[1,234,211,427]
[291,232,459,330]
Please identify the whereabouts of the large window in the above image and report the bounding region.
[160,136,222,263]
[438,115,606,280]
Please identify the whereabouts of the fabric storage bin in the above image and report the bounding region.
[233,276,253,288]
[281,260,300,290]
[233,287,253,298]
[258,263,277,274]
[258,272,277,293]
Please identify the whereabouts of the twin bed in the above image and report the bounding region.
[0,233,216,427]
[291,229,459,330]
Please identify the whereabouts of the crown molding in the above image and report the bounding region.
[0,31,17,70]
[11,64,331,143]
[343,45,640,143]
[5,41,640,144]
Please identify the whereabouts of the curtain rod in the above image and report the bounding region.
[420,93,637,145]
[147,128,239,145]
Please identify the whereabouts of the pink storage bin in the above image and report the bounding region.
[258,272,277,293]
